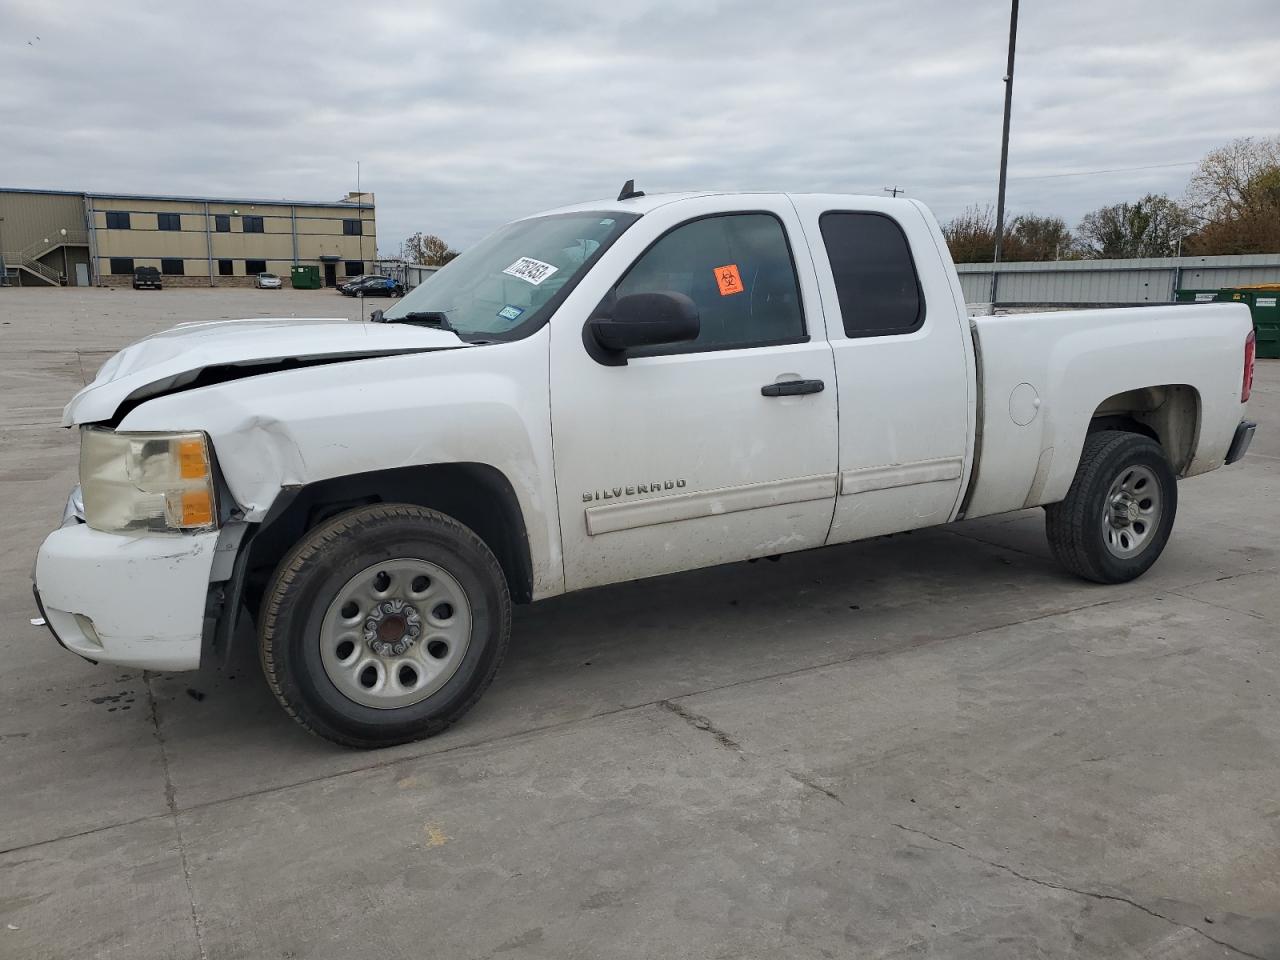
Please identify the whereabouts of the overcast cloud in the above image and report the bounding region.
[2,0,1278,252]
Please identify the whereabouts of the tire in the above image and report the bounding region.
[259,504,511,748]
[1045,430,1177,584]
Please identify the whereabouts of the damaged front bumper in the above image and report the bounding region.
[33,521,220,671]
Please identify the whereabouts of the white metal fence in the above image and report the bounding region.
[956,253,1280,307]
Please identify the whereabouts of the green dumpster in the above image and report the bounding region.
[1240,285,1280,359]
[1176,285,1280,359]
[291,265,321,290]
[1174,288,1228,304]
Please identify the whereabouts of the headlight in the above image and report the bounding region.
[80,428,219,534]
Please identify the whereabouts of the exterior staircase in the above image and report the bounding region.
[1,231,87,286]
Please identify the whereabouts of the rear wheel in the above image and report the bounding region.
[1045,430,1177,584]
[259,504,511,748]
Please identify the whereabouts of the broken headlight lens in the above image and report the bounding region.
[80,428,219,534]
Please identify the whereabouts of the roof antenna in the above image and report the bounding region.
[617,179,645,201]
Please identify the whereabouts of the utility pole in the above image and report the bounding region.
[993,0,1020,265]
[883,186,904,198]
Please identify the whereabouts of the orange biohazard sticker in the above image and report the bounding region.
[714,263,743,296]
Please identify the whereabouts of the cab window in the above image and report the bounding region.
[614,213,806,356]
[819,212,924,337]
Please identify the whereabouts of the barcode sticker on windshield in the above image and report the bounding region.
[503,257,559,286]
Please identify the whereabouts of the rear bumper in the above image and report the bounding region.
[1225,420,1257,466]
[33,524,219,671]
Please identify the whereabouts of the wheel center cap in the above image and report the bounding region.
[1111,495,1138,527]
[364,599,423,657]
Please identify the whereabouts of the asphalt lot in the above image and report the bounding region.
[1,286,1277,960]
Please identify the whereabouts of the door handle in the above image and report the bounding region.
[761,379,825,397]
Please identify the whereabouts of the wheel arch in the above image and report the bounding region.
[248,463,533,605]
[1087,384,1202,477]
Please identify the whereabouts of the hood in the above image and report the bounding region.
[64,317,468,425]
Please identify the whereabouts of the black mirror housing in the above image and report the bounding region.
[590,292,700,353]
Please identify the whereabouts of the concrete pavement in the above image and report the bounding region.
[1,288,1277,959]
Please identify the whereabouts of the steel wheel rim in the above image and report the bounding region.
[320,557,472,710]
[1102,464,1161,559]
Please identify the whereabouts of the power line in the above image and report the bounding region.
[1009,160,1198,182]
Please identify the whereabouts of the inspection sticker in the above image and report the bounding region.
[497,304,525,322]
[714,263,743,296]
[1257,296,1277,308]
[503,257,558,286]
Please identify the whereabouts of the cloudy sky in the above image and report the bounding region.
[2,0,1278,253]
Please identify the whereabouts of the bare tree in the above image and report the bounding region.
[401,232,459,266]
[1182,135,1280,255]
[1075,194,1193,259]
[1185,135,1280,224]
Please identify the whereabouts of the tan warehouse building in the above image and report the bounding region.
[1,187,376,288]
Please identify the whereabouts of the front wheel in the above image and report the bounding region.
[1045,430,1178,584]
[259,504,511,748]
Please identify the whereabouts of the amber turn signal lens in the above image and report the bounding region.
[178,438,209,479]
[181,490,213,527]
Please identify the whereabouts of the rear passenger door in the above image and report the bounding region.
[790,197,974,544]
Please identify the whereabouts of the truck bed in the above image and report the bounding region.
[961,302,1252,519]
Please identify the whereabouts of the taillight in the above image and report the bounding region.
[1242,330,1255,403]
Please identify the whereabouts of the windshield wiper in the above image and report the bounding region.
[372,310,456,333]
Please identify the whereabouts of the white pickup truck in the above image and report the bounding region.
[34,190,1258,748]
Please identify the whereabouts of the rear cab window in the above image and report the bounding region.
[610,212,806,356]
[818,212,924,338]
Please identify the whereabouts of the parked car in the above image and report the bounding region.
[337,275,370,294]
[132,266,162,290]
[255,272,282,289]
[342,275,403,297]
[34,191,1257,748]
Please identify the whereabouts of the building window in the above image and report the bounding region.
[613,213,806,356]
[157,213,181,231]
[242,216,265,233]
[214,215,231,233]
[161,258,184,276]
[218,259,233,276]
[105,211,131,229]
[345,261,363,276]
[109,257,135,274]
[245,259,267,274]
[343,219,362,236]
[818,212,925,338]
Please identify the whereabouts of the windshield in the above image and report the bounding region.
[383,211,638,339]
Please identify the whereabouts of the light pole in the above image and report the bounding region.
[993,0,1020,266]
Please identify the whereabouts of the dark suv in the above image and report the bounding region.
[132,266,162,290]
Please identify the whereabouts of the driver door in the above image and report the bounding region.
[549,196,839,591]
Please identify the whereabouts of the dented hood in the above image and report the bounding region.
[63,317,467,426]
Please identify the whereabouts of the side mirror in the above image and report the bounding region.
[590,292,700,353]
